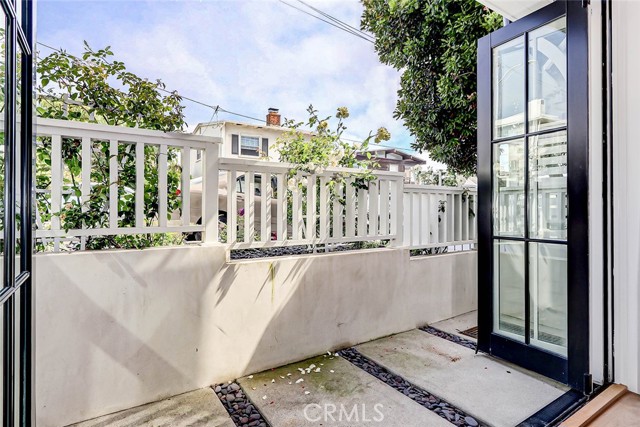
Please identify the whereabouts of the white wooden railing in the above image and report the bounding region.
[34,118,477,253]
[34,118,221,250]
[402,184,477,250]
[217,158,404,249]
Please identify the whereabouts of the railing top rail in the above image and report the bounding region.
[35,117,222,146]
[403,184,477,193]
[219,157,405,178]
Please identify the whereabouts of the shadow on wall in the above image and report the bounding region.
[206,247,477,381]
[35,246,477,427]
[36,246,224,426]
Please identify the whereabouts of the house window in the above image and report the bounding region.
[240,136,260,156]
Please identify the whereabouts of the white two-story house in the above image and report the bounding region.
[191,108,312,177]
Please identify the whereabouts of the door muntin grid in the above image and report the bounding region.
[491,17,568,357]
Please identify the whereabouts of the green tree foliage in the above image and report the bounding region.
[38,42,185,131]
[361,0,502,175]
[36,43,187,250]
[275,106,391,247]
[275,105,390,187]
[412,166,463,187]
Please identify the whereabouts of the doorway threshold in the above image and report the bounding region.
[559,384,640,426]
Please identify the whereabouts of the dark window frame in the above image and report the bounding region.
[1,0,35,425]
[477,0,590,391]
[239,135,261,157]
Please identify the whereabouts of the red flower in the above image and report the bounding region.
[176,189,181,196]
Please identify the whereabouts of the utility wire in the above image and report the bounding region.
[279,0,373,43]
[36,41,266,124]
[36,41,417,151]
[294,0,375,42]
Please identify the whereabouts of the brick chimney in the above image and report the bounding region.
[266,108,281,127]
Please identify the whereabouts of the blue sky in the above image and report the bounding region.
[38,0,426,155]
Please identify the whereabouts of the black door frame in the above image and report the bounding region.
[1,0,35,425]
[477,0,590,391]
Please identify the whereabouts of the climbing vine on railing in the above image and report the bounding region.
[35,42,187,251]
[275,105,390,191]
[273,106,393,246]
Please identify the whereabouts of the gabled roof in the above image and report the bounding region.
[356,147,426,165]
[193,120,313,136]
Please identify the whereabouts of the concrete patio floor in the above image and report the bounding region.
[69,388,234,427]
[431,310,479,342]
[355,329,569,427]
[70,312,573,427]
[238,354,451,427]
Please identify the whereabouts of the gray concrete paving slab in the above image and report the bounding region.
[69,388,234,427]
[430,310,478,342]
[355,329,570,427]
[238,353,451,427]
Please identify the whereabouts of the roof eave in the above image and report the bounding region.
[476,0,553,21]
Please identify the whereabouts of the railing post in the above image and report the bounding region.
[135,142,145,228]
[109,139,119,229]
[81,136,91,250]
[50,134,62,233]
[202,142,220,244]
[391,177,404,247]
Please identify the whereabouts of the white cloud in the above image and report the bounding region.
[38,0,415,149]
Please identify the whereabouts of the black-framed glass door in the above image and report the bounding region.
[477,1,590,391]
[1,0,35,425]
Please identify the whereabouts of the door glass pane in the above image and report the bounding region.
[494,240,525,341]
[529,242,567,356]
[15,48,22,268]
[529,131,567,240]
[493,139,525,237]
[493,36,525,139]
[528,17,567,132]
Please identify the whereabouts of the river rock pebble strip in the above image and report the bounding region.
[214,382,269,427]
[419,326,478,350]
[337,348,484,427]
[230,242,386,260]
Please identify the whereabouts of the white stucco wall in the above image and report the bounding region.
[34,246,477,426]
[612,0,640,394]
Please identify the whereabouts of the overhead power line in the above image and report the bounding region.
[36,41,416,151]
[36,41,267,124]
[279,0,374,44]
[295,0,374,41]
